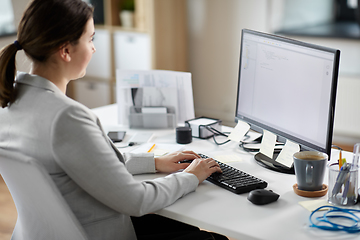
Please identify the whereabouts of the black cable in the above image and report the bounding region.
[212,135,231,145]
[116,142,136,148]
[239,142,258,153]
[205,126,231,145]
[332,144,343,151]
[208,126,229,137]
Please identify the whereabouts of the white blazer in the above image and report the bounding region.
[0,73,198,240]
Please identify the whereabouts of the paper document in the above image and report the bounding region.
[214,154,243,163]
[259,130,276,159]
[131,143,184,157]
[228,120,250,142]
[275,140,300,168]
[298,200,330,212]
[116,70,195,125]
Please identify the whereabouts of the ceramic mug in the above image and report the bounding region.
[293,151,328,191]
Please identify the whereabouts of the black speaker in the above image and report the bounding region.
[176,127,192,144]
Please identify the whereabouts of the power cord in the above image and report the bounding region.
[309,205,360,233]
[332,145,343,151]
[204,126,231,145]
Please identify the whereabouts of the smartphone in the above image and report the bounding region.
[107,131,126,142]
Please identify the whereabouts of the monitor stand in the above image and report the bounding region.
[254,152,294,174]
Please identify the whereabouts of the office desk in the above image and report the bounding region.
[92,104,357,240]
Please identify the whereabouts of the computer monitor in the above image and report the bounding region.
[236,29,340,174]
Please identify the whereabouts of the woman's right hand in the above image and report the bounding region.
[183,158,222,183]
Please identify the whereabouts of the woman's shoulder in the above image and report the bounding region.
[51,94,97,122]
[15,73,96,122]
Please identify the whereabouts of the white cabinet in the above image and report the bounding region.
[86,29,112,79]
[113,31,151,70]
[73,79,111,109]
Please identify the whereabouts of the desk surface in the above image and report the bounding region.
[92,104,358,240]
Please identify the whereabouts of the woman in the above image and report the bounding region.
[0,0,226,239]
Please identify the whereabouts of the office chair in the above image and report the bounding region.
[0,149,89,240]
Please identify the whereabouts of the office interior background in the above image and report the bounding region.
[0,0,360,149]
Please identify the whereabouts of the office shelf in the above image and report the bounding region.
[67,0,188,108]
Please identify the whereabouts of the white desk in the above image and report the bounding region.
[92,104,357,240]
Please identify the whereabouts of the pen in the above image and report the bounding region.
[332,163,351,197]
[342,176,350,200]
[147,144,156,153]
[339,150,342,170]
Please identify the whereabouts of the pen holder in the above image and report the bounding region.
[328,163,358,206]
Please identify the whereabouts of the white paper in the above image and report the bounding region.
[259,130,276,159]
[214,154,243,163]
[275,140,300,168]
[298,200,330,212]
[131,143,184,157]
[228,120,250,142]
[116,70,195,125]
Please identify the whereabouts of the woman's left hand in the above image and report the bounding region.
[154,151,201,173]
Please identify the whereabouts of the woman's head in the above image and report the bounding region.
[18,0,94,62]
[0,0,94,108]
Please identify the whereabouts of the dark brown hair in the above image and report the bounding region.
[0,0,93,108]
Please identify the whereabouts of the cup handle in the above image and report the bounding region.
[306,164,313,184]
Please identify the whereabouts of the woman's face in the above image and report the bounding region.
[69,18,96,79]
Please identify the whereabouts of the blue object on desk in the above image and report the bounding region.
[309,205,360,233]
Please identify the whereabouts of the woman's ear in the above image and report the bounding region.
[59,43,71,62]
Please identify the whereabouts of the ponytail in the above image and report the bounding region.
[0,42,20,108]
[0,0,93,108]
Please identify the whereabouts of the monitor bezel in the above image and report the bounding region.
[235,29,340,158]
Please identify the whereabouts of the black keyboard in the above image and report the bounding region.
[199,153,268,194]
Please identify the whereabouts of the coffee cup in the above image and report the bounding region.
[293,151,328,191]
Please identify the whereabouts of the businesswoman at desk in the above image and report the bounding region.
[0,0,227,239]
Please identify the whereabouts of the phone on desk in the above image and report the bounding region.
[108,131,126,142]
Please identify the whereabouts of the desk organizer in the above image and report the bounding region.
[328,163,358,206]
[129,106,176,129]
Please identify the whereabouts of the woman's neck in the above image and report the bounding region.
[31,62,68,94]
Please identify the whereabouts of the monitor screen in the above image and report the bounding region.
[236,29,340,170]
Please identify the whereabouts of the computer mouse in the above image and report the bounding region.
[247,189,279,205]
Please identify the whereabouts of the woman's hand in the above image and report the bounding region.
[154,150,201,173]
[183,158,222,183]
[154,150,222,184]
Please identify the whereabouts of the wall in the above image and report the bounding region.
[272,0,334,32]
[186,0,360,146]
[0,0,31,73]
[3,0,360,146]
[187,0,269,127]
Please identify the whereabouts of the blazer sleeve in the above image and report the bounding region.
[107,138,157,175]
[50,104,199,216]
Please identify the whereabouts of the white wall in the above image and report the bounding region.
[274,0,334,31]
[0,0,31,73]
[186,0,360,146]
[187,0,269,126]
